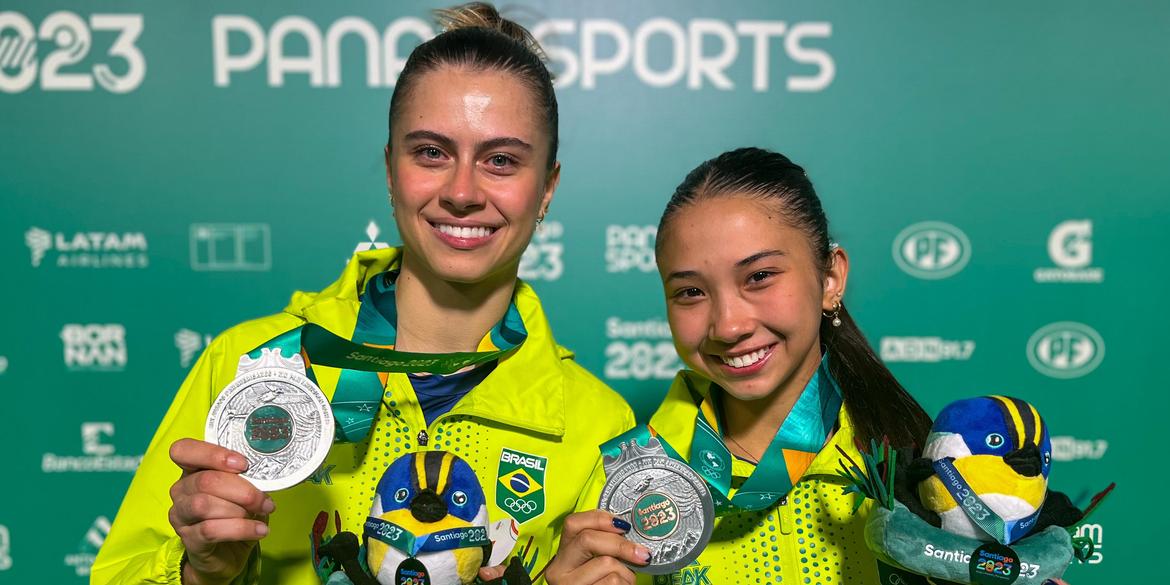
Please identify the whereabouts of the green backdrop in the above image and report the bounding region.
[1,1,1166,582]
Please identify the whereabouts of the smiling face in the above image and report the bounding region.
[387,66,559,285]
[657,196,846,402]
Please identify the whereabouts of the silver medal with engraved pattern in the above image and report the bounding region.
[599,436,714,575]
[205,347,334,492]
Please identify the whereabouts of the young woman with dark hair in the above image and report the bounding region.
[549,147,932,584]
[92,5,633,585]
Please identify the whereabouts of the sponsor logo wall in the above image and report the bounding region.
[3,0,1162,582]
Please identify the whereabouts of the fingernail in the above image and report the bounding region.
[635,545,651,564]
[262,498,276,514]
[255,523,269,537]
[612,517,632,532]
[227,455,247,471]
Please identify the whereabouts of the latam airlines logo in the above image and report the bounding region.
[1033,220,1104,283]
[26,227,148,269]
[64,516,110,576]
[212,15,834,92]
[43,422,142,473]
[61,324,126,371]
[175,328,213,368]
[1026,322,1104,379]
[892,221,970,279]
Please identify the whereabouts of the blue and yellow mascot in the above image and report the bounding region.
[839,395,1112,585]
[313,450,526,585]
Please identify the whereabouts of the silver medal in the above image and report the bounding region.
[205,347,334,492]
[599,436,714,574]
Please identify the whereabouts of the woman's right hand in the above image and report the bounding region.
[543,510,651,585]
[168,438,274,585]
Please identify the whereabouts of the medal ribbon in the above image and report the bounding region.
[249,270,527,443]
[601,354,842,515]
[363,517,491,556]
[932,458,1043,545]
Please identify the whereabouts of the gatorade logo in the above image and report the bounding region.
[892,221,971,280]
[1027,322,1104,379]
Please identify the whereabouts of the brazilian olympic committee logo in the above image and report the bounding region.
[892,221,971,279]
[1027,322,1105,379]
[496,448,546,525]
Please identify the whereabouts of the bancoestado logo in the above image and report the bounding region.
[64,516,110,576]
[892,221,971,279]
[606,225,657,273]
[61,324,126,371]
[1027,322,1104,379]
[1033,220,1103,283]
[25,227,148,268]
[880,336,975,363]
[212,15,833,92]
[605,317,681,380]
[43,422,142,473]
[1051,436,1108,462]
[519,220,564,281]
[175,328,214,368]
[0,12,144,93]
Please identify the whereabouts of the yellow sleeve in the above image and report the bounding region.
[90,336,261,585]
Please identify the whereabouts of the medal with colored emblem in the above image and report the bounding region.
[205,347,334,492]
[599,436,714,575]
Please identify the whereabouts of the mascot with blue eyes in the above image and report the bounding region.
[839,395,1114,585]
[311,451,529,585]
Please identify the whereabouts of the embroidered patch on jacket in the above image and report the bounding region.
[496,448,547,524]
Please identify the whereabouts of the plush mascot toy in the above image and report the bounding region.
[313,450,529,585]
[915,395,1054,541]
[841,395,1113,585]
[365,450,491,584]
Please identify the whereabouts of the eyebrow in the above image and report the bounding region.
[737,249,786,267]
[665,249,786,282]
[402,130,532,152]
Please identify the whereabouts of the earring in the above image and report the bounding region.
[823,300,842,327]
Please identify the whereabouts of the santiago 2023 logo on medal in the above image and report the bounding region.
[892,221,971,279]
[496,448,546,525]
[1027,322,1104,379]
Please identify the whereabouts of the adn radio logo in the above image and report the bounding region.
[1026,322,1104,379]
[892,221,970,280]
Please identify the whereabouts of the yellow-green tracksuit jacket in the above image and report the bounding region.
[581,370,879,585]
[92,247,635,585]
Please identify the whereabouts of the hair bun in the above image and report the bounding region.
[434,2,547,61]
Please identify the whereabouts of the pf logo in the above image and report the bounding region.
[892,221,970,279]
[1027,322,1105,379]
